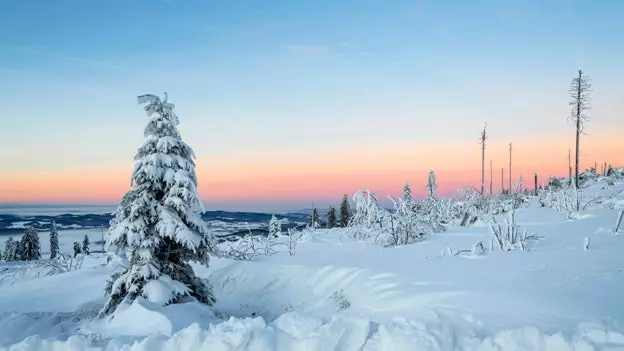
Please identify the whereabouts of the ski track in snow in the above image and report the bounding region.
[2,179,624,350]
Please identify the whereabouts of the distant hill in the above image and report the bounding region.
[0,210,309,235]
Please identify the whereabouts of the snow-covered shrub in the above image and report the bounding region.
[384,195,426,246]
[330,289,351,310]
[489,210,540,252]
[219,224,285,260]
[471,241,487,256]
[540,187,599,219]
[347,190,389,241]
[41,253,85,275]
[288,228,299,256]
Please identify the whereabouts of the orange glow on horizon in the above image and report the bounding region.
[1,136,621,206]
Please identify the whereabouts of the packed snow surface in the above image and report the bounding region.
[2,178,624,350]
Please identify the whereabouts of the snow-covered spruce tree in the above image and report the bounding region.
[20,228,41,261]
[427,171,437,198]
[402,183,412,203]
[73,241,82,257]
[99,93,215,317]
[82,234,90,255]
[339,194,351,227]
[268,214,281,238]
[310,206,320,229]
[327,206,337,229]
[3,237,16,261]
[49,222,59,260]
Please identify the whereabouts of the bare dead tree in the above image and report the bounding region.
[568,69,592,190]
[489,160,493,195]
[534,173,538,195]
[480,124,487,195]
[568,148,572,186]
[501,168,504,194]
[508,142,513,193]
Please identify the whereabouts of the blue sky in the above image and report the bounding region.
[1,0,623,210]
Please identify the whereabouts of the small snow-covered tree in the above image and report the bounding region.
[82,234,90,255]
[49,222,59,260]
[427,171,437,198]
[20,228,41,261]
[268,214,281,238]
[73,241,82,257]
[310,206,320,229]
[3,237,20,261]
[402,183,412,203]
[339,194,351,227]
[100,93,215,317]
[327,206,337,229]
[388,195,425,246]
[349,190,390,241]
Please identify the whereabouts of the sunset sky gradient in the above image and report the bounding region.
[1,0,622,211]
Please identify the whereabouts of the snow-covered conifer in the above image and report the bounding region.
[427,171,437,197]
[73,241,82,257]
[99,93,215,317]
[20,228,41,261]
[402,183,412,203]
[339,194,351,227]
[268,214,281,238]
[3,237,20,261]
[82,234,90,255]
[310,206,320,229]
[49,222,59,260]
[327,206,337,229]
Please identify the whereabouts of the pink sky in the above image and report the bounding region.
[1,135,621,210]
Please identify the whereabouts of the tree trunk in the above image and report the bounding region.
[534,173,538,195]
[574,70,582,190]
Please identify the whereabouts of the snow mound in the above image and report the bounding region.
[6,312,624,350]
[84,298,217,338]
[209,261,461,322]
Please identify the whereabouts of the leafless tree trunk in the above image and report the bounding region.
[480,124,487,195]
[489,160,493,195]
[534,173,538,195]
[508,142,512,193]
[501,168,504,194]
[569,69,591,191]
[568,148,572,186]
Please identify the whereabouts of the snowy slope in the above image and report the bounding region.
[1,179,624,350]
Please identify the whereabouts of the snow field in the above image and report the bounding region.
[2,179,624,350]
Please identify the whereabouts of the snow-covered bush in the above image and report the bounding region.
[41,253,85,275]
[347,190,389,241]
[330,289,351,310]
[347,188,444,247]
[489,210,540,252]
[288,228,299,256]
[219,224,285,260]
[539,187,599,219]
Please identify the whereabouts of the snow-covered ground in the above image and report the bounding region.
[2,179,624,350]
